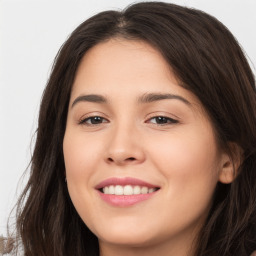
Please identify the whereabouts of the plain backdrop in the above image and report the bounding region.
[0,0,256,236]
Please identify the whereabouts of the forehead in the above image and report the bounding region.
[73,39,175,91]
[76,39,173,80]
[71,39,201,109]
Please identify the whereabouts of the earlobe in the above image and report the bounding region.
[218,143,243,184]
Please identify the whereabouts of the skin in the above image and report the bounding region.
[63,39,233,256]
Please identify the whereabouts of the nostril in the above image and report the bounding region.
[126,157,136,161]
[106,155,140,164]
[107,157,136,163]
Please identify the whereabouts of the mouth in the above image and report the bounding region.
[99,185,159,195]
[95,177,160,206]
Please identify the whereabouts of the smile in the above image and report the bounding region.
[96,177,160,206]
[102,185,158,195]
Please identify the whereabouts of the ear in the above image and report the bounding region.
[218,143,243,184]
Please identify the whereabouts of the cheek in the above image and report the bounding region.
[145,130,220,234]
[63,131,103,179]
[63,131,96,209]
[148,127,220,199]
[63,131,100,223]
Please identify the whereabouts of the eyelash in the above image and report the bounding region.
[79,115,178,126]
[146,116,178,125]
[79,116,108,125]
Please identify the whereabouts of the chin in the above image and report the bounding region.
[95,223,157,247]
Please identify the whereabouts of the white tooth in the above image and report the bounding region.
[141,186,149,194]
[104,185,154,195]
[115,185,123,195]
[109,185,115,194]
[103,187,109,194]
[123,185,133,195]
[133,185,141,195]
[148,188,155,193]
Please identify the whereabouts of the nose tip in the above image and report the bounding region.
[104,128,145,166]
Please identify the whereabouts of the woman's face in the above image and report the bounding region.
[63,39,228,254]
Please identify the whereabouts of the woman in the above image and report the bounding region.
[12,2,256,255]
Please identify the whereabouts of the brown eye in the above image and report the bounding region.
[80,116,108,125]
[149,116,178,125]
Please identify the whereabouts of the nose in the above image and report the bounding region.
[104,124,146,166]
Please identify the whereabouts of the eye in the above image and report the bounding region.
[79,116,108,125]
[148,116,178,125]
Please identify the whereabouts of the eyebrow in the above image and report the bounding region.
[71,92,191,108]
[138,93,191,105]
[71,94,107,108]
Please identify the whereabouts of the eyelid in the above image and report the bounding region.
[145,112,180,125]
[78,112,109,125]
[79,117,108,125]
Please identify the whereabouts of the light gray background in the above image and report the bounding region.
[1,0,256,236]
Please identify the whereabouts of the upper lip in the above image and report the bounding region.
[95,177,160,189]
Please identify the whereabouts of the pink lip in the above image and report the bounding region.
[95,177,160,207]
[98,192,157,207]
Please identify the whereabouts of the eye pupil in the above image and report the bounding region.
[156,116,167,124]
[91,116,103,124]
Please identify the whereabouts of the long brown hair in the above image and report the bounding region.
[13,2,256,255]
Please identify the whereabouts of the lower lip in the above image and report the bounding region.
[97,191,157,207]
